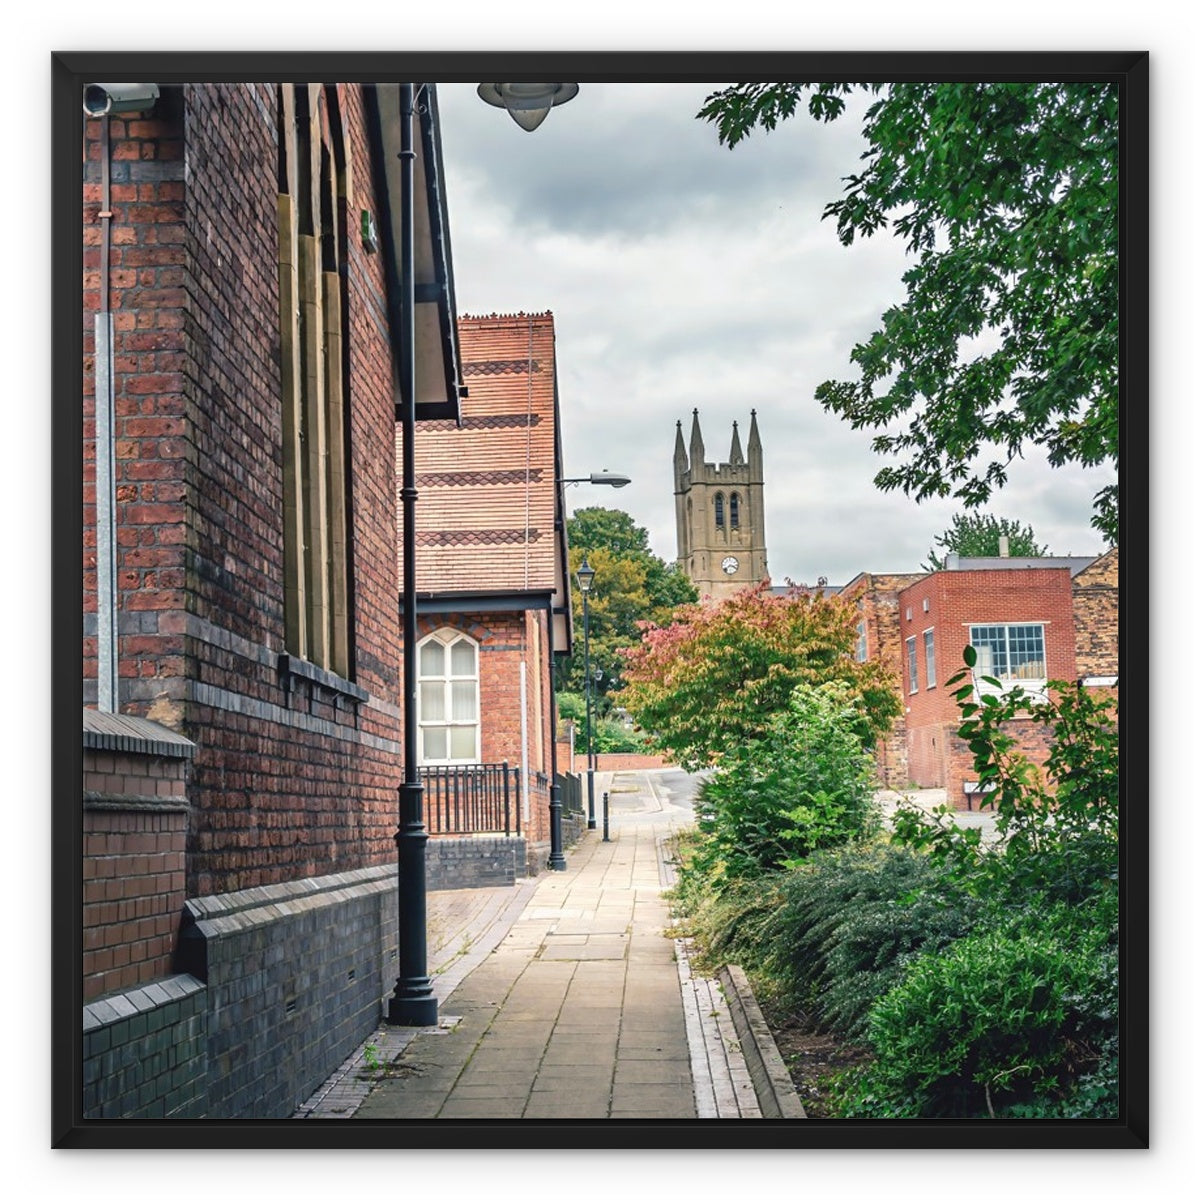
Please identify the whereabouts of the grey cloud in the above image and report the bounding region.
[437,80,1110,592]
[438,82,859,241]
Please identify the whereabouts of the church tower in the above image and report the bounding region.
[674,409,768,600]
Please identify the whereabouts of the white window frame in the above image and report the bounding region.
[906,636,918,694]
[855,620,868,663]
[416,629,481,765]
[968,622,1048,701]
[923,628,936,689]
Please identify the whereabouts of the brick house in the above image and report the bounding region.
[844,553,1116,805]
[835,552,1118,802]
[404,311,578,872]
[80,82,470,1118]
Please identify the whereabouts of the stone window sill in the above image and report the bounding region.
[278,653,368,708]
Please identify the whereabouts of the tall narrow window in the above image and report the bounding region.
[729,492,740,529]
[906,636,918,694]
[714,493,725,528]
[924,629,936,689]
[418,631,480,763]
[855,621,868,662]
[277,83,352,678]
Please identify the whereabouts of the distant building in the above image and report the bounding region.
[674,409,768,599]
[846,550,1118,804]
[406,311,578,871]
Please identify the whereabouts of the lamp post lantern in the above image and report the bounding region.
[476,83,579,132]
[560,471,631,489]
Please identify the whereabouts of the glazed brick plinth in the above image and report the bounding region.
[83,975,207,1118]
[175,865,399,1120]
[426,835,526,889]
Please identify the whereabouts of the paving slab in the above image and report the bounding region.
[295,768,774,1121]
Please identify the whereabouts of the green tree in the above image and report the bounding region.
[619,581,900,772]
[923,512,1048,572]
[557,507,697,703]
[692,683,880,884]
[698,82,1119,542]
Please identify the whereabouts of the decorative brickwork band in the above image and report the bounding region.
[462,358,542,376]
[417,468,545,487]
[417,528,545,547]
[421,413,543,432]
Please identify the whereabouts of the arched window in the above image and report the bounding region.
[714,493,725,528]
[417,630,480,763]
[729,492,740,529]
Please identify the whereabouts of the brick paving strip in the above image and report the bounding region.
[293,772,764,1120]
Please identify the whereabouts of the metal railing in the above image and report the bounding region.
[420,762,520,836]
[556,770,584,818]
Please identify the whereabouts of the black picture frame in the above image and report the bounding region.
[51,49,1147,1152]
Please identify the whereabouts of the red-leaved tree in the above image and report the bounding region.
[619,581,901,772]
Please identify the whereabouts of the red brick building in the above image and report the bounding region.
[845,553,1117,805]
[405,312,577,866]
[80,82,473,1118]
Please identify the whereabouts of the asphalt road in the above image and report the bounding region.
[603,769,999,844]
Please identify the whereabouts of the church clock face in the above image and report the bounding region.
[721,555,739,575]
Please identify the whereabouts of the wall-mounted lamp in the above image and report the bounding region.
[477,83,579,131]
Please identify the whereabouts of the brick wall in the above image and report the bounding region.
[83,84,406,898]
[83,750,190,1001]
[83,976,207,1118]
[82,714,195,1002]
[83,89,189,718]
[898,568,1078,802]
[941,717,1057,810]
[426,836,527,889]
[175,867,399,1119]
[1073,547,1119,680]
[841,573,923,788]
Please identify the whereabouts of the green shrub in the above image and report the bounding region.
[691,683,879,883]
[752,844,978,1036]
[891,650,1118,909]
[673,840,979,1039]
[831,921,1114,1118]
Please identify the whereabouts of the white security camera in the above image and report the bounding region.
[83,83,160,117]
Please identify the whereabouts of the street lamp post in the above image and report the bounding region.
[387,80,579,1022]
[592,665,604,835]
[386,81,437,1026]
[576,557,597,830]
[544,467,630,866]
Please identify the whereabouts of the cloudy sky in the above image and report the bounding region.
[433,81,1116,585]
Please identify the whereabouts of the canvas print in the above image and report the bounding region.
[60,54,1142,1145]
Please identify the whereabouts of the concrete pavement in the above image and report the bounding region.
[293,768,764,1121]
